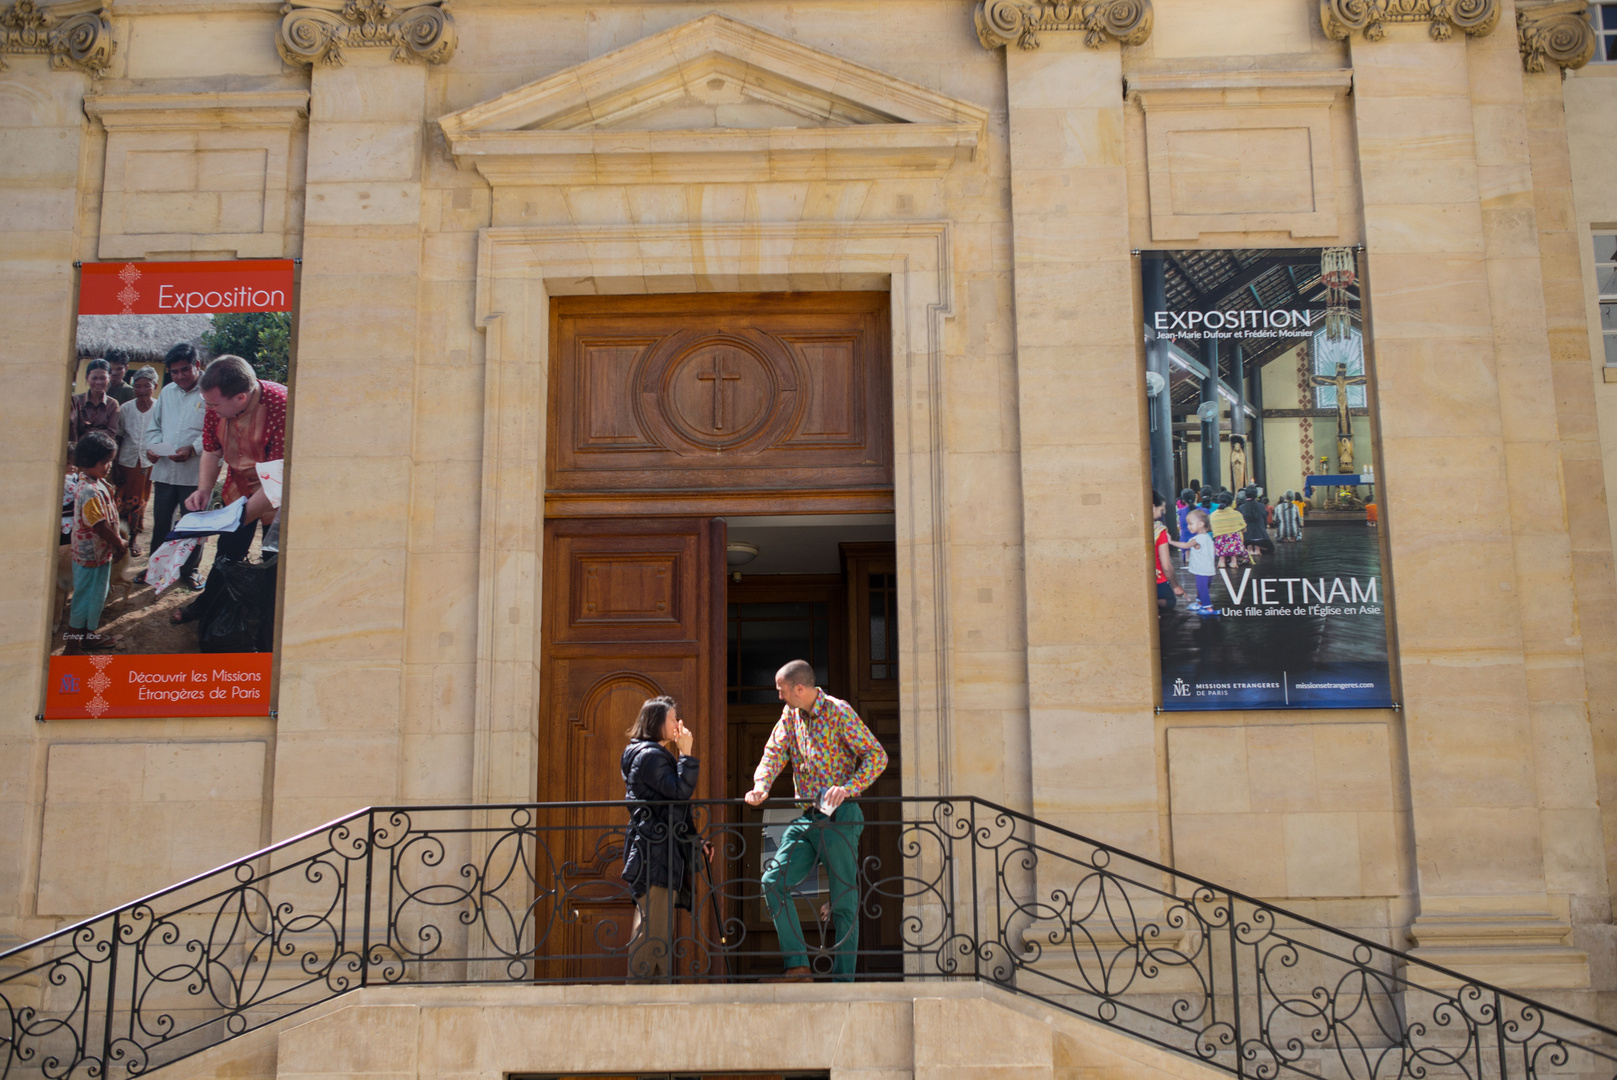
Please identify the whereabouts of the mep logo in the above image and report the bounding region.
[59,673,80,694]
[1171,678,1190,698]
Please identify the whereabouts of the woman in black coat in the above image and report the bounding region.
[620,695,698,980]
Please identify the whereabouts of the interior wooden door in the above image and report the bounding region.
[537,516,726,980]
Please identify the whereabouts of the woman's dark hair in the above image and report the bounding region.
[85,358,110,375]
[1179,489,1193,502]
[73,430,117,469]
[1217,493,1234,508]
[1152,490,1165,509]
[626,695,677,741]
[1189,479,1201,492]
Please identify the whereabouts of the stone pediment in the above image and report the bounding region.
[438,13,987,184]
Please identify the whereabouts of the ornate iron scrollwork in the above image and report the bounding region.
[3,797,1616,1080]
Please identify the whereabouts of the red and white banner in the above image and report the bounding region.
[79,260,294,316]
[45,653,275,719]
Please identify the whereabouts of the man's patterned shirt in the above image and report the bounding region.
[754,688,888,806]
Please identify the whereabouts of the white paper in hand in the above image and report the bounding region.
[255,459,283,508]
[146,441,175,459]
[166,497,246,540]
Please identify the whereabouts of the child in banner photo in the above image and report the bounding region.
[66,431,127,654]
[1209,493,1246,569]
[1169,508,1218,616]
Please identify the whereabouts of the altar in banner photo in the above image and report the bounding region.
[45,260,294,719]
[1141,249,1395,712]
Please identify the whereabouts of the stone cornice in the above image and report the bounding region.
[276,0,454,66]
[0,0,112,74]
[1320,0,1499,43]
[974,0,1152,50]
[1517,0,1595,72]
[85,89,310,127]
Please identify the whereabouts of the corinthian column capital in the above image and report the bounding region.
[277,0,455,67]
[1320,0,1499,43]
[974,0,1152,51]
[1517,0,1596,72]
[0,0,112,75]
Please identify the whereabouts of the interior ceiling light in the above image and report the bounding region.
[726,541,759,567]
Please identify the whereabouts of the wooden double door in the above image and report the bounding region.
[536,293,897,979]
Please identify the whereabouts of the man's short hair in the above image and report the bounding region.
[73,429,117,468]
[199,354,257,398]
[776,659,815,688]
[85,358,109,375]
[164,343,199,368]
[103,349,130,369]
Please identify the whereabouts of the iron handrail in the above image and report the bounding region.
[1,797,1613,1080]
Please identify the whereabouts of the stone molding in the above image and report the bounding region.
[974,0,1152,49]
[1517,0,1596,72]
[84,88,308,260]
[439,13,987,185]
[276,0,454,67]
[0,0,112,74]
[84,89,310,128]
[1127,69,1351,241]
[469,220,956,807]
[1320,0,1499,43]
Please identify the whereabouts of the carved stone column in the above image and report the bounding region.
[271,47,439,835]
[1348,17,1598,988]
[0,0,104,947]
[978,7,1159,850]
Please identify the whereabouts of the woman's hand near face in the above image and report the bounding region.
[673,718,694,757]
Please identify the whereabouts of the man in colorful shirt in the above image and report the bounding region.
[185,354,287,562]
[745,659,888,982]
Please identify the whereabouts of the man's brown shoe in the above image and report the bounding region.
[763,966,813,983]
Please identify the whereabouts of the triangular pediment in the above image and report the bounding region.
[438,13,987,184]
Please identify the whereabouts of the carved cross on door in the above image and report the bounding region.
[695,350,744,431]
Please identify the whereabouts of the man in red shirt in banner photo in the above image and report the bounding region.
[745,659,888,983]
[184,354,287,563]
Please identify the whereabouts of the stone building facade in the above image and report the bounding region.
[5,0,1617,1071]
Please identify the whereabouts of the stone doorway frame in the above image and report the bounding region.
[468,219,956,808]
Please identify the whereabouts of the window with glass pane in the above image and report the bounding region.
[1597,233,1617,366]
[869,573,897,681]
[1594,3,1617,62]
[726,602,830,703]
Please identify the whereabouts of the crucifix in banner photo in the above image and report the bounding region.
[1311,362,1367,473]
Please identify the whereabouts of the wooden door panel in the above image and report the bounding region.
[548,293,891,503]
[539,517,725,981]
[550,531,702,643]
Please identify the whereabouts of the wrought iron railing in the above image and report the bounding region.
[2,798,1614,1080]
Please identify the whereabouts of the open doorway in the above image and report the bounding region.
[720,513,901,978]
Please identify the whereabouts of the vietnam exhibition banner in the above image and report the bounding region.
[1143,249,1395,711]
[45,260,294,719]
